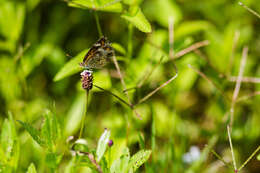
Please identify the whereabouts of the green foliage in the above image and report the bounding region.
[26,163,37,173]
[121,6,152,33]
[0,113,19,172]
[68,0,123,13]
[0,0,260,172]
[54,50,87,81]
[96,129,111,162]
[110,148,151,173]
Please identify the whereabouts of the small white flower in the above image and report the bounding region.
[182,146,201,163]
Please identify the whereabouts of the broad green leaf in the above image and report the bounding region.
[143,0,182,28]
[68,0,122,13]
[112,43,126,55]
[54,49,87,81]
[17,120,45,147]
[121,7,151,33]
[26,163,37,173]
[175,21,212,40]
[128,150,151,172]
[45,152,63,169]
[96,129,111,162]
[110,147,130,173]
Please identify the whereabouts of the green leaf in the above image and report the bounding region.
[54,49,87,82]
[121,7,152,33]
[41,110,61,151]
[45,152,63,169]
[17,120,45,147]
[71,139,90,153]
[257,154,260,161]
[143,0,182,28]
[110,147,130,173]
[68,0,122,13]
[26,163,37,173]
[96,129,111,162]
[0,113,20,171]
[128,150,151,172]
[111,43,126,55]
[175,21,212,40]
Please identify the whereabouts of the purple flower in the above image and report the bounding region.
[80,70,93,90]
[108,140,113,147]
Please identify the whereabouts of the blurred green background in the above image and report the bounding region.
[0,0,260,172]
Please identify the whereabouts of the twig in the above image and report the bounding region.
[136,56,164,88]
[112,56,132,105]
[239,2,260,19]
[210,149,233,169]
[230,46,248,126]
[227,125,237,171]
[228,76,260,83]
[93,84,131,107]
[188,64,229,101]
[227,31,240,76]
[238,145,260,171]
[136,62,178,105]
[173,40,210,59]
[236,91,260,103]
[112,56,141,118]
[134,19,178,105]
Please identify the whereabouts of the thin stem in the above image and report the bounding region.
[136,63,178,105]
[230,46,248,126]
[93,84,131,107]
[238,145,260,171]
[137,56,164,88]
[210,149,233,169]
[239,2,260,19]
[236,91,260,103]
[94,11,103,37]
[173,40,210,59]
[112,56,132,106]
[228,76,260,83]
[188,64,230,102]
[79,90,89,139]
[128,24,133,59]
[227,125,237,171]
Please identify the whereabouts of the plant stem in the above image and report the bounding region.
[94,11,103,37]
[238,145,260,171]
[79,90,89,139]
[227,125,237,171]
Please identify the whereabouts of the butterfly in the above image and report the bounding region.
[80,36,114,70]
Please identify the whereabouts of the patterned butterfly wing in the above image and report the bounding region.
[82,36,114,69]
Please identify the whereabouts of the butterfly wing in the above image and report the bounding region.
[82,36,114,69]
